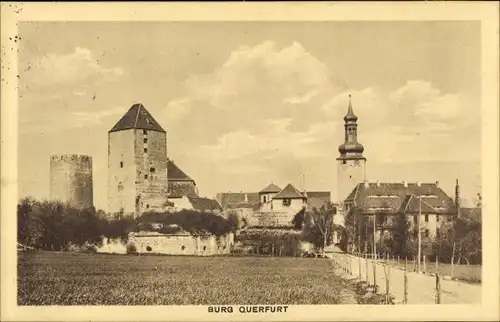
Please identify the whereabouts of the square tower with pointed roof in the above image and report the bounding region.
[108,103,168,217]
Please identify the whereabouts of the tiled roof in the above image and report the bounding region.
[109,103,166,133]
[273,184,305,199]
[187,197,223,212]
[167,160,194,182]
[259,183,282,194]
[345,182,456,215]
[216,192,260,209]
[306,191,331,210]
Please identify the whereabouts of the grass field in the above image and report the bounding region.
[18,251,353,305]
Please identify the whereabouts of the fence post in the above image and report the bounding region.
[366,257,369,283]
[358,254,362,280]
[435,255,441,304]
[384,263,390,304]
[372,258,377,293]
[404,257,408,304]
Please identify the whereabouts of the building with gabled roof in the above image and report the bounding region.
[343,180,458,252]
[108,103,168,217]
[167,159,198,199]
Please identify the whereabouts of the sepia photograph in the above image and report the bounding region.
[1,2,499,321]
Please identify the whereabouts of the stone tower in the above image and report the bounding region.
[50,154,93,209]
[108,103,168,217]
[336,95,366,212]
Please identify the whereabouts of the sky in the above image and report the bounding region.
[18,21,482,210]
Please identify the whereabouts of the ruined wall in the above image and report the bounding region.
[50,154,93,209]
[134,129,168,214]
[127,232,234,255]
[108,130,136,215]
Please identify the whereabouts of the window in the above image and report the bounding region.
[146,246,152,252]
[283,198,291,207]
[263,196,267,203]
[425,229,429,237]
[150,167,155,173]
[436,215,440,222]
[342,160,346,164]
[181,245,185,250]
[144,174,148,179]
[436,228,441,238]
[146,204,149,209]
[414,215,418,225]
[120,161,123,168]
[425,215,429,222]
[203,246,206,251]
[144,148,148,153]
[143,138,148,143]
[143,129,147,135]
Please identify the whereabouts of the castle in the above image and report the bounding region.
[107,103,219,218]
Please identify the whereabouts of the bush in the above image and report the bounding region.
[126,243,137,254]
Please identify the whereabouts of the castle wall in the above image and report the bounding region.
[134,129,168,214]
[108,129,168,217]
[108,130,136,215]
[50,154,93,209]
[127,232,234,255]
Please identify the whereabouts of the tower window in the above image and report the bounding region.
[143,129,147,135]
[144,148,148,153]
[120,161,123,168]
[143,138,148,143]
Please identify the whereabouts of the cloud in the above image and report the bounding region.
[158,41,479,181]
[23,47,124,89]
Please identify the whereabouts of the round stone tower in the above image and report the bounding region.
[50,154,94,209]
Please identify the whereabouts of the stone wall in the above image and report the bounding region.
[50,154,93,209]
[134,129,168,214]
[107,128,168,217]
[127,231,234,256]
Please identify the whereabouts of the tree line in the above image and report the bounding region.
[17,197,239,251]
[342,206,482,265]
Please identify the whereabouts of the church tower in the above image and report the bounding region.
[336,95,366,206]
[108,103,168,217]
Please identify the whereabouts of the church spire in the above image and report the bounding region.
[344,94,358,122]
[337,95,365,160]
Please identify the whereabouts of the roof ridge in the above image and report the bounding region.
[134,103,142,128]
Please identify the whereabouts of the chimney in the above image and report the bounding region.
[376,180,380,187]
[455,179,461,217]
[416,181,421,187]
[403,180,408,188]
[435,181,439,188]
[363,180,369,188]
[244,193,248,203]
